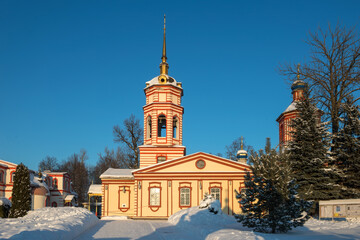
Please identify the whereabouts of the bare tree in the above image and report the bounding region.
[59,150,89,206]
[225,137,253,160]
[92,147,127,183]
[38,156,59,172]
[280,24,360,140]
[113,114,143,169]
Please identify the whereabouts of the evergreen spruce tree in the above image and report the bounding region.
[9,163,31,218]
[288,88,340,204]
[235,147,311,233]
[334,98,360,198]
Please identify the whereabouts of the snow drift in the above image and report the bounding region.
[0,207,99,239]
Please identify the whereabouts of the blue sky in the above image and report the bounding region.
[1,0,360,170]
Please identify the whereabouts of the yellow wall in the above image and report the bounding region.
[102,180,135,217]
[134,177,245,218]
[102,154,250,219]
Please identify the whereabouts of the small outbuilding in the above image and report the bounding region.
[88,184,102,217]
[319,199,360,219]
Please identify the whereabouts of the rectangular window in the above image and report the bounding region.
[336,206,340,212]
[180,188,190,206]
[149,188,160,206]
[210,188,221,201]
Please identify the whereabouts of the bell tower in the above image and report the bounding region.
[276,64,306,149]
[139,15,186,168]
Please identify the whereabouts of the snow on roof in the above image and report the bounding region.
[88,184,102,194]
[138,144,185,148]
[30,172,50,195]
[64,194,75,201]
[0,159,18,168]
[0,197,12,207]
[44,171,68,175]
[319,199,360,205]
[283,102,297,113]
[100,168,134,179]
[145,75,182,88]
[237,149,247,154]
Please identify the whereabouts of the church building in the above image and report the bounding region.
[276,66,322,149]
[100,17,251,219]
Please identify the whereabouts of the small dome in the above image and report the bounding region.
[237,149,248,159]
[291,80,306,91]
[146,74,181,88]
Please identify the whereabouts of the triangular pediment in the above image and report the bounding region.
[133,152,250,174]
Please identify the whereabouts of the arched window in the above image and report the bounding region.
[158,115,166,137]
[53,178,58,189]
[157,156,166,163]
[147,116,152,139]
[52,201,57,207]
[173,116,179,139]
[10,171,15,183]
[0,171,3,183]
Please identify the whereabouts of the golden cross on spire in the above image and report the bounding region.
[297,63,301,80]
[240,136,244,150]
[164,14,166,30]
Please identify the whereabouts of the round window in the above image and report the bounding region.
[196,160,205,169]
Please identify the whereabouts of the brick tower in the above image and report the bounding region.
[276,65,306,149]
[139,16,186,168]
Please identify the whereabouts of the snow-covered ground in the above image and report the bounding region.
[1,205,360,239]
[0,207,99,239]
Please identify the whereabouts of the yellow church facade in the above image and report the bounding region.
[100,17,250,219]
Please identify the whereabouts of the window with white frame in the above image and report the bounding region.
[11,172,15,182]
[149,187,160,206]
[180,188,190,206]
[210,187,221,201]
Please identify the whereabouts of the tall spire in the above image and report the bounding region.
[162,14,167,63]
[160,14,169,75]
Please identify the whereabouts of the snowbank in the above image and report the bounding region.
[0,207,99,239]
[168,195,360,240]
[302,218,360,231]
[169,195,240,238]
[168,203,236,227]
[0,197,12,207]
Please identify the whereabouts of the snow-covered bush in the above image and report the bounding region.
[199,193,221,214]
[0,198,12,218]
[168,194,236,234]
